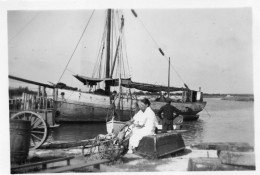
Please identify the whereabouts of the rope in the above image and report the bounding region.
[110,11,114,71]
[204,107,211,118]
[122,31,130,76]
[57,10,95,84]
[123,32,131,76]
[138,18,161,49]
[9,12,40,42]
[169,58,186,85]
[66,68,77,75]
[92,12,107,78]
[131,9,187,87]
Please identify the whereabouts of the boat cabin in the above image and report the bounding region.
[182,90,203,102]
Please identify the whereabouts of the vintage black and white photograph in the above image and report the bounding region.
[0,0,259,174]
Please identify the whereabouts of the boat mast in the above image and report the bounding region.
[168,57,170,98]
[117,14,124,116]
[105,9,112,95]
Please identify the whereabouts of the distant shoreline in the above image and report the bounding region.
[203,94,254,102]
[220,96,254,102]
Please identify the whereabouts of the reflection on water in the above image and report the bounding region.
[49,123,107,141]
[182,119,206,146]
[49,98,254,146]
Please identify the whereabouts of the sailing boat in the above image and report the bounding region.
[54,9,206,123]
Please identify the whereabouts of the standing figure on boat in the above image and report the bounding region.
[157,98,181,133]
[109,91,118,119]
[128,98,158,153]
[110,90,118,104]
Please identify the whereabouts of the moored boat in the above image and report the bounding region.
[55,85,206,122]
[17,9,206,123]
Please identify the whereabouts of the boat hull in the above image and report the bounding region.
[151,101,207,116]
[54,90,206,122]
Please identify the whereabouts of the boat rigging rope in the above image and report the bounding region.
[131,9,188,87]
[169,59,186,86]
[123,31,130,76]
[9,12,40,42]
[92,12,107,78]
[92,15,107,78]
[204,107,212,118]
[56,10,95,84]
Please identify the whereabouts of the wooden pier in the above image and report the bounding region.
[188,142,255,171]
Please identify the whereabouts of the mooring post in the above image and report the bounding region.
[51,88,58,126]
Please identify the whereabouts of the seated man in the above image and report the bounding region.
[128,98,158,153]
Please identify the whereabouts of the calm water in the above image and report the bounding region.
[49,98,255,146]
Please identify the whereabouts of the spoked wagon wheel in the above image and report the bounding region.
[11,111,48,149]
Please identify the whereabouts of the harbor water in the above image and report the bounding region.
[49,98,255,146]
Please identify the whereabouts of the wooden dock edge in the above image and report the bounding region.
[37,158,110,173]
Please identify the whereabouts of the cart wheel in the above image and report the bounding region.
[11,111,48,149]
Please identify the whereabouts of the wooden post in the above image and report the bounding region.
[41,86,45,109]
[129,89,133,118]
[21,93,25,110]
[27,94,30,109]
[27,93,30,110]
[31,95,34,109]
[51,88,58,126]
[29,94,32,109]
[24,93,27,110]
[168,57,170,98]
[24,93,28,110]
[37,86,41,97]
[33,95,36,109]
[37,86,41,110]
[37,97,40,110]
[18,98,21,110]
[44,87,48,124]
[44,87,47,109]
[13,98,16,110]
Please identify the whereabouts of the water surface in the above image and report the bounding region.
[49,98,254,146]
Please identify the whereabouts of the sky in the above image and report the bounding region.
[6,6,253,94]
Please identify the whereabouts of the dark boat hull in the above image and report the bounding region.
[152,101,206,121]
[55,99,133,122]
[136,132,185,159]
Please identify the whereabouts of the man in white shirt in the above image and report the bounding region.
[128,98,158,153]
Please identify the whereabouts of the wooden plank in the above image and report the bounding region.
[190,142,254,152]
[11,156,74,170]
[38,159,110,173]
[188,157,255,171]
[9,75,54,89]
[39,139,96,149]
[219,151,255,167]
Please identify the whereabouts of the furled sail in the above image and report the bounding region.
[74,75,187,92]
[73,75,106,86]
[120,80,188,92]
